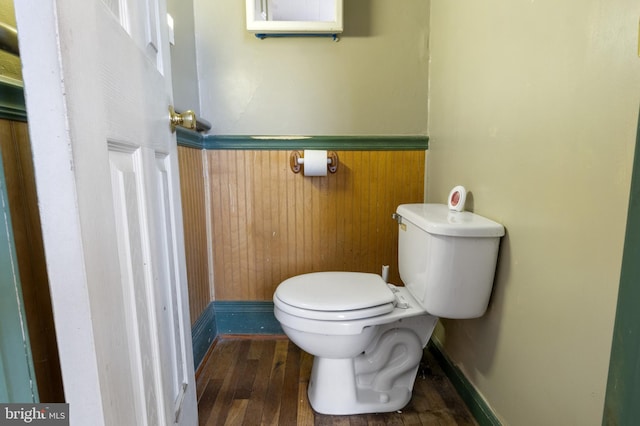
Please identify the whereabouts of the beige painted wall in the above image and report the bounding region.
[193,0,430,135]
[428,1,640,425]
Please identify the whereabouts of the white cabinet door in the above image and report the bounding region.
[15,0,197,424]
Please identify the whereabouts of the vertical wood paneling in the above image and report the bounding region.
[207,150,425,301]
[208,151,223,301]
[177,146,209,324]
[242,152,255,299]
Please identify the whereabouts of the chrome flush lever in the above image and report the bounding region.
[392,213,406,231]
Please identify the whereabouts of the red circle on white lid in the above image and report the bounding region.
[450,191,460,206]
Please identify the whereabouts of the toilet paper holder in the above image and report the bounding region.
[290,150,339,174]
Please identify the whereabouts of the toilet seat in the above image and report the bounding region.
[274,272,396,321]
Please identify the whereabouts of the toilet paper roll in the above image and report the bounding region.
[302,150,328,176]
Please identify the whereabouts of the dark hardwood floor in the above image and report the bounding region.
[196,336,478,426]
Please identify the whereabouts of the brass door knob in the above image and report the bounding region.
[169,106,197,132]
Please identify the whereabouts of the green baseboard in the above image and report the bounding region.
[191,302,217,370]
[191,301,283,370]
[428,340,501,426]
[213,301,283,335]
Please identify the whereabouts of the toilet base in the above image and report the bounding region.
[307,319,437,415]
[308,357,414,415]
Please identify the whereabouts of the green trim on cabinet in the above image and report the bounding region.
[213,301,283,335]
[0,78,27,122]
[603,111,640,425]
[428,340,501,426]
[175,132,428,151]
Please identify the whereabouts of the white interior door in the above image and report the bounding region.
[14,1,197,424]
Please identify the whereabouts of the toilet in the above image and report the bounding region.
[273,203,505,415]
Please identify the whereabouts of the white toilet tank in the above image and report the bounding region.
[395,204,505,319]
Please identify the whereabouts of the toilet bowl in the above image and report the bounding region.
[274,272,438,414]
[273,203,504,415]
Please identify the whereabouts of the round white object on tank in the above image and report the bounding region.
[447,185,467,211]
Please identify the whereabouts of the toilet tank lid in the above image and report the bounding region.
[396,204,505,237]
[275,272,396,312]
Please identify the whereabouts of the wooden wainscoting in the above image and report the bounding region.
[207,150,425,301]
[178,146,211,324]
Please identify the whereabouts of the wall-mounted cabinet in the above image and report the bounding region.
[246,0,343,34]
